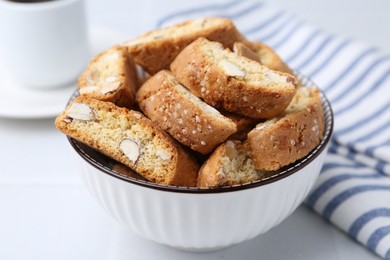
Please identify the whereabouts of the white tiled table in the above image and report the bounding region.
[1,0,387,259]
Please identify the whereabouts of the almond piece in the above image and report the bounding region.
[66,103,95,121]
[155,149,172,160]
[119,139,140,164]
[79,86,100,95]
[105,76,118,83]
[219,60,246,78]
[85,68,100,84]
[233,42,261,63]
[225,140,238,159]
[100,81,121,94]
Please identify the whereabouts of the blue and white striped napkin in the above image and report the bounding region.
[157,1,390,258]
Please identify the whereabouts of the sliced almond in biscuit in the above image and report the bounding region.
[79,86,100,95]
[224,140,238,159]
[120,139,140,164]
[85,68,100,84]
[155,149,172,161]
[66,103,95,121]
[219,59,246,78]
[100,81,121,94]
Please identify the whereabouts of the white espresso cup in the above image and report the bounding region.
[0,0,89,89]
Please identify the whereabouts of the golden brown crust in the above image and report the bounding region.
[78,46,138,109]
[136,70,237,154]
[170,38,297,119]
[55,96,199,186]
[124,17,245,75]
[197,142,226,187]
[247,88,325,171]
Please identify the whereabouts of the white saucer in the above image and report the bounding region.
[0,27,128,119]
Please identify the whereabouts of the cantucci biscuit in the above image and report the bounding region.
[55,96,199,186]
[171,37,297,119]
[78,46,137,108]
[136,70,237,154]
[124,17,245,75]
[247,87,325,171]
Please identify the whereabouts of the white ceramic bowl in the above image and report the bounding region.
[67,76,333,252]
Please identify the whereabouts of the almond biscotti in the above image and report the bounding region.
[247,87,325,171]
[124,17,245,75]
[136,70,237,154]
[55,96,199,186]
[78,46,138,109]
[170,38,297,119]
[197,140,270,187]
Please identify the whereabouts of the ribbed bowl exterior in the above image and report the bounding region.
[78,143,328,251]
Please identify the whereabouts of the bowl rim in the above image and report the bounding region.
[68,74,334,194]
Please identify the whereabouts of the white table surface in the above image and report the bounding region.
[1,0,388,259]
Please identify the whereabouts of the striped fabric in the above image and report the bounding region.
[156,1,390,258]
